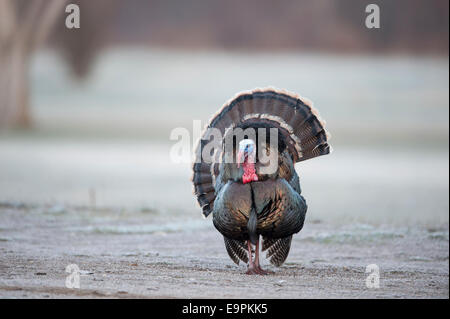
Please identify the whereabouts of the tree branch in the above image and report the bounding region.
[16,0,45,49]
[0,0,17,50]
[33,0,69,50]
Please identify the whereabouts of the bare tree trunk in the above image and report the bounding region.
[0,43,30,127]
[0,0,67,129]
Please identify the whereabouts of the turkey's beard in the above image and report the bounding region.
[239,152,259,184]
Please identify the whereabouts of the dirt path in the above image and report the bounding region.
[0,204,448,298]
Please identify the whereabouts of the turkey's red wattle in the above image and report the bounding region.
[242,162,258,184]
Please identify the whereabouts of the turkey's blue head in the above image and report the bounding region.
[237,139,258,184]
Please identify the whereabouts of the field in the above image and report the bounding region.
[0,50,448,298]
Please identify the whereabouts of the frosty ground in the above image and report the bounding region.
[0,203,447,299]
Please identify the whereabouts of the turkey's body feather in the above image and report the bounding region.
[213,149,306,265]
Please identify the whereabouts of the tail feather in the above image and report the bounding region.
[301,143,331,162]
[300,131,327,152]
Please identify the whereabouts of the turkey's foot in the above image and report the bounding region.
[245,265,263,275]
[245,267,258,275]
[255,266,273,275]
[245,265,271,275]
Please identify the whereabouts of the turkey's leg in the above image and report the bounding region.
[245,240,257,274]
[246,238,270,275]
[254,239,272,275]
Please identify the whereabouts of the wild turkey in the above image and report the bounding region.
[192,88,331,274]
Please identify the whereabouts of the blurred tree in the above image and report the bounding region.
[53,0,118,79]
[0,0,67,128]
[0,0,447,129]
